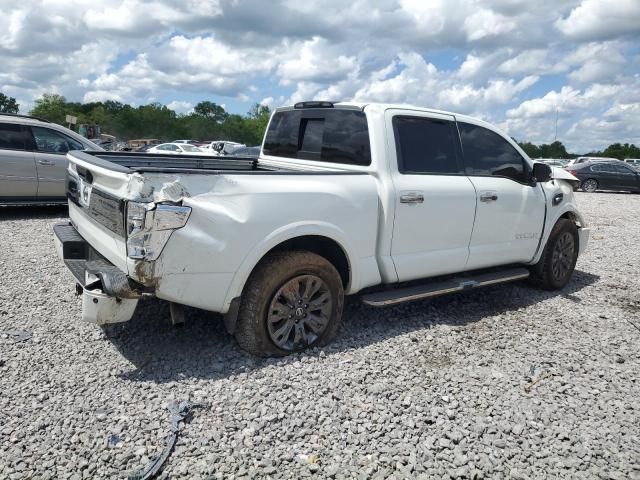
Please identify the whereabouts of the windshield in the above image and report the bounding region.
[181,145,201,152]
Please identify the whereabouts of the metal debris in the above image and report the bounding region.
[2,330,33,343]
[127,400,197,480]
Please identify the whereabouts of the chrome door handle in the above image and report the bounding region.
[400,193,424,204]
[38,159,54,166]
[479,192,498,202]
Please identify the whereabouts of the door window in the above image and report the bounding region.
[613,164,634,174]
[393,116,462,174]
[458,122,527,183]
[0,123,28,151]
[31,126,83,154]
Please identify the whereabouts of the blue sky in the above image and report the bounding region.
[1,0,639,151]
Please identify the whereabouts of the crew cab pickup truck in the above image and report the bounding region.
[54,101,589,356]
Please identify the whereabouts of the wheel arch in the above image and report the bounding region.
[222,222,358,317]
[530,206,586,265]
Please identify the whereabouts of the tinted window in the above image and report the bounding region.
[594,164,616,173]
[459,122,527,182]
[31,126,84,154]
[613,164,634,174]
[0,123,27,150]
[263,109,371,166]
[393,116,461,174]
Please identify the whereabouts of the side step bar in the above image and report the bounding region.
[361,267,530,307]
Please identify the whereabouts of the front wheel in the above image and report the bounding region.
[529,219,579,290]
[235,251,344,357]
[581,179,598,193]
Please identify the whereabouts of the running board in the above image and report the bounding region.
[361,267,530,307]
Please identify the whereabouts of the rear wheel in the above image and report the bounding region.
[581,178,598,193]
[235,251,344,357]
[529,219,579,290]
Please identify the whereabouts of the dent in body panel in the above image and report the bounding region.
[148,173,381,313]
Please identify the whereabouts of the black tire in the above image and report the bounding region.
[235,251,344,357]
[529,219,579,290]
[581,178,598,193]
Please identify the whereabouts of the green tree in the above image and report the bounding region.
[245,103,272,145]
[0,92,19,113]
[30,93,70,124]
[539,141,569,159]
[21,94,274,146]
[194,101,228,123]
[600,143,640,160]
[517,141,541,158]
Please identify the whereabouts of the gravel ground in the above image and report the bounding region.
[0,192,639,480]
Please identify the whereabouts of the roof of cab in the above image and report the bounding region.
[284,101,500,134]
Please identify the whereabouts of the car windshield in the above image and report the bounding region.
[181,145,201,152]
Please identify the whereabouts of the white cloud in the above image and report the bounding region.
[463,9,516,41]
[0,0,638,152]
[564,42,626,83]
[556,0,640,40]
[277,37,358,85]
[167,100,194,114]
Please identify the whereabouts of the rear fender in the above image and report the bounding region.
[221,221,360,312]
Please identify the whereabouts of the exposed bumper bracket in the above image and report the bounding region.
[54,223,141,324]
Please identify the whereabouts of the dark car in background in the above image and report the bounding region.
[566,161,640,193]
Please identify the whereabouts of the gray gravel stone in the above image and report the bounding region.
[0,193,638,479]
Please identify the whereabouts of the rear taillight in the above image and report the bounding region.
[126,201,191,260]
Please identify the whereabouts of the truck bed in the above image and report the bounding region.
[70,150,263,174]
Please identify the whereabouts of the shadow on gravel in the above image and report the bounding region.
[106,268,599,384]
[0,205,68,220]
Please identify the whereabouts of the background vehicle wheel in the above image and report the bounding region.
[581,179,598,192]
[529,219,579,290]
[235,251,344,357]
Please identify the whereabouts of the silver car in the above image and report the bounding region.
[0,113,102,205]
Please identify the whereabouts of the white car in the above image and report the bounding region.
[147,143,203,155]
[55,101,589,357]
[567,156,618,166]
[624,158,640,170]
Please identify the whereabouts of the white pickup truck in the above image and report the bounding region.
[54,101,589,356]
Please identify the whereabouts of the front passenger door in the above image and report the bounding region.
[612,164,639,190]
[459,122,546,270]
[29,126,84,198]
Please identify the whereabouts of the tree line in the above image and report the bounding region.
[516,139,640,161]
[1,92,270,146]
[1,91,638,158]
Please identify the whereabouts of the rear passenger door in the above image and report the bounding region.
[29,126,84,198]
[458,121,545,270]
[388,111,477,282]
[0,122,37,198]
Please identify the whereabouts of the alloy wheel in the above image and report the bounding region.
[582,179,597,193]
[551,232,575,282]
[266,274,332,351]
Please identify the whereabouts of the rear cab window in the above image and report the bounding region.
[263,108,371,166]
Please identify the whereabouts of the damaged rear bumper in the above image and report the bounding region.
[54,223,143,325]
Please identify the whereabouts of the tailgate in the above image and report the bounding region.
[66,152,133,273]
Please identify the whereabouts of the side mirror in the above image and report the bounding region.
[532,162,552,183]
